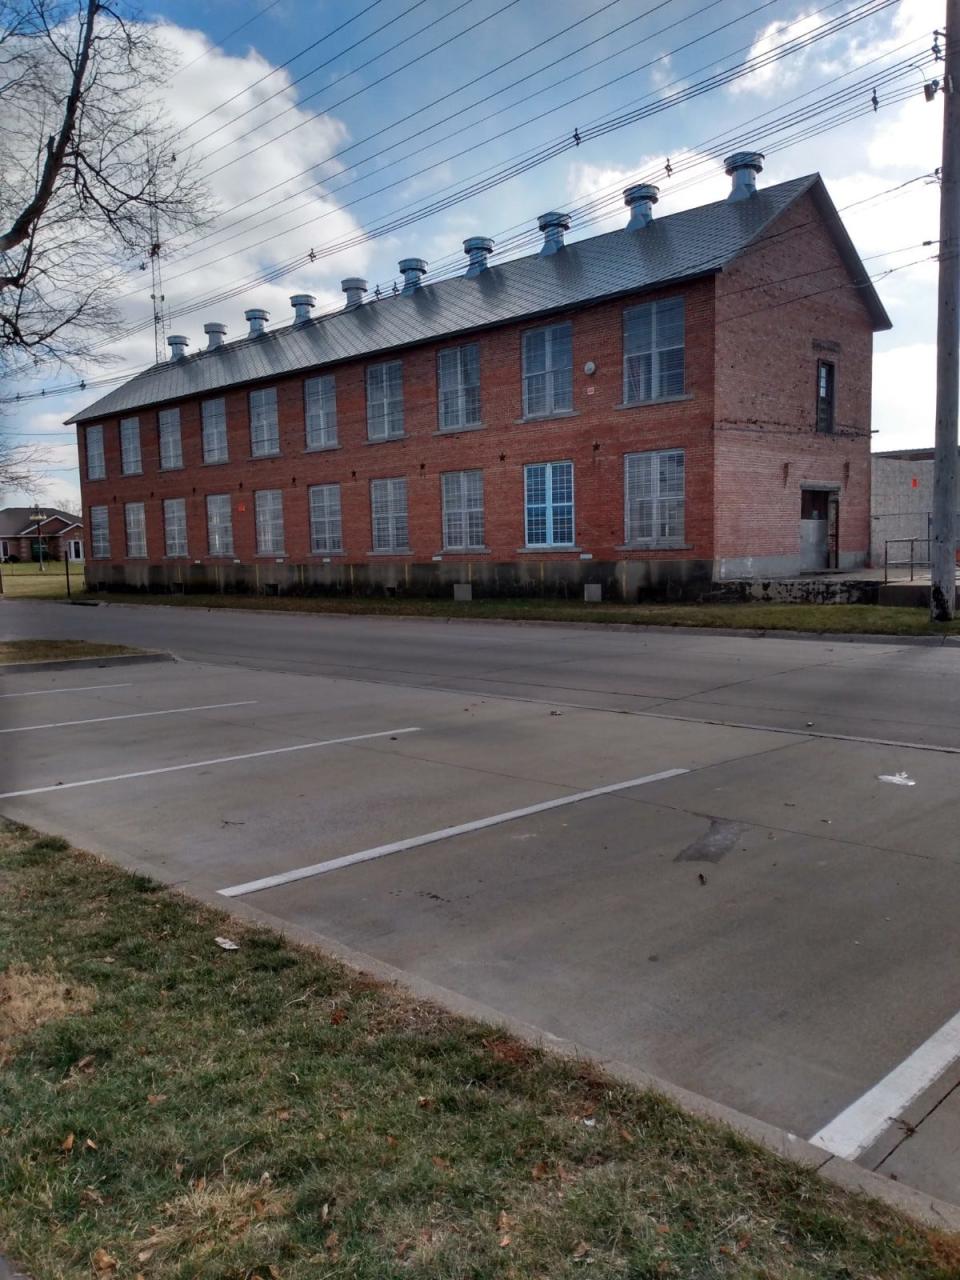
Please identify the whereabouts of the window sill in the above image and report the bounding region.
[515,411,579,424]
[255,553,287,559]
[202,458,230,466]
[249,451,281,460]
[364,434,408,445]
[121,470,143,478]
[433,422,485,436]
[517,545,581,554]
[308,551,346,558]
[438,546,491,555]
[616,542,692,552]
[367,550,413,557]
[159,465,185,472]
[304,443,341,453]
[162,555,190,560]
[615,394,693,409]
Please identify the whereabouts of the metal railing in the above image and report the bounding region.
[884,537,932,583]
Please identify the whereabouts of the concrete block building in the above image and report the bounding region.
[70,153,890,599]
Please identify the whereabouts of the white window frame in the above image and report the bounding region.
[158,408,183,470]
[86,424,106,480]
[442,469,485,550]
[1,540,10,560]
[124,502,146,558]
[250,387,280,457]
[524,460,575,548]
[70,539,83,561]
[522,322,573,419]
[370,477,409,552]
[624,449,685,547]
[201,398,228,464]
[255,489,284,555]
[206,494,234,557]
[90,506,110,559]
[366,361,404,440]
[304,375,338,449]
[438,344,481,431]
[120,418,142,475]
[163,497,188,557]
[623,297,685,405]
[309,483,343,553]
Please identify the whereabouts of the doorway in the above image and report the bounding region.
[800,488,839,571]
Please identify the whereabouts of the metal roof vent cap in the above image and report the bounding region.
[398,258,427,294]
[167,334,188,361]
[538,210,571,256]
[341,277,368,309]
[463,236,494,276]
[290,294,316,323]
[203,322,227,350]
[724,150,764,202]
[244,308,269,336]
[624,183,660,229]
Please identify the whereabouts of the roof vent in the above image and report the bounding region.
[624,183,659,229]
[463,236,494,276]
[167,334,188,361]
[399,258,427,293]
[538,210,571,256]
[341,277,368,309]
[724,151,764,202]
[290,294,316,323]
[244,308,269,336]
[204,322,227,350]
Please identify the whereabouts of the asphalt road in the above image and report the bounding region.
[2,597,960,1208]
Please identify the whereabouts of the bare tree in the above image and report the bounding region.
[0,437,48,498]
[0,0,207,378]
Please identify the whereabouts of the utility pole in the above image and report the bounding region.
[931,0,960,620]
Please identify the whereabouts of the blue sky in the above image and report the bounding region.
[2,0,942,511]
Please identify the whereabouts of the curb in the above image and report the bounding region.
[0,652,175,675]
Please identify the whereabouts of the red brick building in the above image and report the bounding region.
[69,154,890,599]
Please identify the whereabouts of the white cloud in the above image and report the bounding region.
[872,342,936,452]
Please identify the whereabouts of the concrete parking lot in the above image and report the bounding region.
[2,599,960,1207]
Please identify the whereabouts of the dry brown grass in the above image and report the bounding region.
[136,1179,294,1269]
[0,962,94,1058]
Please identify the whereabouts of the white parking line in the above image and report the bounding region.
[0,682,134,699]
[810,1009,960,1159]
[0,701,256,732]
[218,767,688,898]
[0,727,421,800]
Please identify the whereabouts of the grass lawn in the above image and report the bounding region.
[0,639,137,665]
[2,562,85,600]
[1,821,957,1279]
[85,590,960,637]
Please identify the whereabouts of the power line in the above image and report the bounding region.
[171,0,291,81]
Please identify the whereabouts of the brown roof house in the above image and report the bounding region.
[0,507,84,562]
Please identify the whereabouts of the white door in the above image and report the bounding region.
[69,539,83,561]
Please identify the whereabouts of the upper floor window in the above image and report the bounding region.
[623,297,685,404]
[370,477,409,551]
[816,360,835,433]
[206,493,234,556]
[304,375,337,449]
[524,460,574,547]
[522,322,572,418]
[90,505,109,558]
[250,387,279,456]
[438,344,481,431]
[309,484,343,553]
[163,497,188,557]
[255,488,284,554]
[158,408,183,469]
[202,398,228,464]
[624,449,685,546]
[86,425,105,480]
[367,361,404,440]
[442,469,485,550]
[120,417,142,475]
[124,501,146,557]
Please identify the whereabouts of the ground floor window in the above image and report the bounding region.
[624,449,685,546]
[442,469,485,550]
[90,507,109,559]
[206,494,234,557]
[370,477,409,552]
[124,503,146,558]
[309,484,343,553]
[524,460,574,547]
[163,498,188,557]
[255,489,284,555]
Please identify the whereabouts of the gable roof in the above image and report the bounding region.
[69,173,890,425]
[0,507,82,537]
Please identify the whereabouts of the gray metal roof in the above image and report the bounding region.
[70,174,891,425]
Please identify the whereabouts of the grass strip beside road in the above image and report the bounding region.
[1,821,958,1279]
[0,640,137,665]
[1,564,82,600]
[84,591,960,636]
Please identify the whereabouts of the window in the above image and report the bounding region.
[304,375,337,449]
[158,408,183,469]
[163,497,188,557]
[623,297,685,403]
[438,344,481,430]
[86,425,106,479]
[255,489,284,554]
[370,477,409,551]
[442,470,485,550]
[202,398,228,463]
[206,493,234,556]
[624,449,685,545]
[816,360,835,433]
[366,361,404,440]
[90,506,110,559]
[124,502,146,557]
[524,461,574,547]
[120,417,142,475]
[250,387,279,456]
[309,484,343,553]
[70,539,82,561]
[0,541,7,559]
[522,322,572,418]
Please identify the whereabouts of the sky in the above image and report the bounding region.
[1,0,943,513]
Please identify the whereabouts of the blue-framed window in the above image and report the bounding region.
[524,461,574,547]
